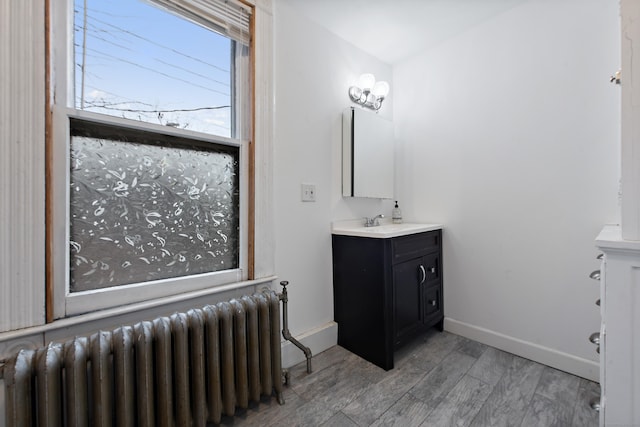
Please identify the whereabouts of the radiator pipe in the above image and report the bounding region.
[279,281,312,374]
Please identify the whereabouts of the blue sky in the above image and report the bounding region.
[74,0,233,136]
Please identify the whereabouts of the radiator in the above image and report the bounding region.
[3,288,284,426]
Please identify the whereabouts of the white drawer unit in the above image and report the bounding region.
[595,225,640,426]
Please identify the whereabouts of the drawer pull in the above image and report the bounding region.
[589,270,601,281]
[419,265,426,284]
[589,397,601,412]
[589,332,600,346]
[597,253,604,260]
[596,299,600,307]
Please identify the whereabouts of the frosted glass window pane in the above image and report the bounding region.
[69,120,239,292]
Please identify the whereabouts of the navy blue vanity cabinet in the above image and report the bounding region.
[332,229,443,370]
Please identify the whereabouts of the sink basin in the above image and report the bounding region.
[332,220,443,239]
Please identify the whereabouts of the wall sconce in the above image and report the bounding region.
[348,73,390,111]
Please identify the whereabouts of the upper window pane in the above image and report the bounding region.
[74,0,232,137]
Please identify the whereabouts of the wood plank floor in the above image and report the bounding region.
[220,330,600,426]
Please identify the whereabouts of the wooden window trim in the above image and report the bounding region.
[44,0,256,322]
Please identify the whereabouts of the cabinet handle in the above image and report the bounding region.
[429,266,436,274]
[428,300,437,306]
[597,253,604,260]
[589,332,600,346]
[589,270,601,281]
[419,265,426,284]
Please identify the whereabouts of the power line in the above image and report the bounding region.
[80,0,88,109]
[72,29,230,89]
[77,101,232,132]
[72,3,234,134]
[78,86,231,131]
[75,25,135,54]
[82,101,230,114]
[80,47,231,97]
[154,58,229,89]
[80,83,155,107]
[80,12,230,74]
[76,5,137,20]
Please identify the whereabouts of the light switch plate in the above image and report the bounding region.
[301,183,316,202]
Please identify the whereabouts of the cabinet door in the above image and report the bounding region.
[393,257,423,346]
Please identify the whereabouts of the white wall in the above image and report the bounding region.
[621,0,640,240]
[273,0,394,359]
[393,0,620,380]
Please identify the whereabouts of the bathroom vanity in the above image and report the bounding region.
[331,222,443,370]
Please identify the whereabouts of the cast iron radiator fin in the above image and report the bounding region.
[2,288,284,426]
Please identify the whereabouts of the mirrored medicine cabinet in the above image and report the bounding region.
[342,107,394,199]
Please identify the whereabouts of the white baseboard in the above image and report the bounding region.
[281,321,338,369]
[444,317,600,383]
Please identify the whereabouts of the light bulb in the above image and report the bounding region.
[348,86,363,103]
[372,81,390,98]
[358,73,376,91]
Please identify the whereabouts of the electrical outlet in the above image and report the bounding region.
[301,183,316,202]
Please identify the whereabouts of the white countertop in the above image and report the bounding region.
[596,224,640,252]
[332,219,443,239]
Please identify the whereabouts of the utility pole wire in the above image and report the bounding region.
[80,0,88,109]
[82,102,232,131]
[74,26,134,54]
[73,3,233,134]
[80,83,155,107]
[83,102,231,113]
[86,12,230,73]
[154,58,229,89]
[73,29,230,88]
[81,47,230,96]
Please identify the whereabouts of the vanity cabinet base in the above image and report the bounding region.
[332,229,443,370]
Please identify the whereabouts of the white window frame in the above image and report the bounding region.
[50,0,251,319]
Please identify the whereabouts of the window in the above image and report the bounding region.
[69,120,240,292]
[50,0,252,318]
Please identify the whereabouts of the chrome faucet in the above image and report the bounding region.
[364,214,384,227]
